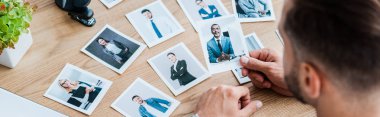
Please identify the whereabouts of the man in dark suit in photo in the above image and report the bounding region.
[167,52,196,86]
[207,24,235,63]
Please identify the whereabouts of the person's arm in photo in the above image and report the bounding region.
[170,67,180,80]
[210,5,221,17]
[113,40,127,51]
[238,0,258,14]
[258,0,268,12]
[78,81,92,87]
[151,98,171,107]
[177,60,187,76]
[207,44,218,63]
[139,106,155,117]
[199,10,209,20]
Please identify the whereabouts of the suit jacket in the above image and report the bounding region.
[138,98,171,117]
[238,0,268,17]
[170,60,196,86]
[68,81,101,104]
[207,36,235,63]
[198,5,222,20]
[103,40,131,62]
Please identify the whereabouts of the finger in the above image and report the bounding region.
[241,68,249,77]
[252,80,265,89]
[248,71,265,83]
[262,81,272,88]
[240,56,270,72]
[240,100,263,116]
[233,86,251,107]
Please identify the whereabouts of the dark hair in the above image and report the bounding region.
[167,52,176,57]
[195,0,202,2]
[211,24,219,30]
[96,37,110,47]
[284,0,380,92]
[141,9,151,14]
[131,95,140,101]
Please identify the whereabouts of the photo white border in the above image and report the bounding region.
[111,78,180,117]
[44,64,113,115]
[126,0,185,48]
[245,32,264,49]
[232,67,251,84]
[232,0,276,22]
[176,0,230,32]
[100,0,123,9]
[198,15,249,74]
[147,43,211,96]
[81,24,146,74]
[232,33,264,84]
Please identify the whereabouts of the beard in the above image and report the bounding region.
[285,67,307,103]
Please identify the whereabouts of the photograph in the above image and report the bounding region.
[148,43,211,96]
[111,78,180,117]
[126,1,185,48]
[232,33,264,84]
[232,67,251,84]
[198,15,249,74]
[100,0,122,9]
[177,0,230,31]
[245,33,264,52]
[81,25,146,74]
[232,0,276,22]
[44,64,112,115]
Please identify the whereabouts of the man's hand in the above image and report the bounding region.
[240,48,293,96]
[195,85,263,117]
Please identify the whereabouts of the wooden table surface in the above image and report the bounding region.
[0,0,316,116]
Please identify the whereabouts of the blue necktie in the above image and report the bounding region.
[151,20,163,38]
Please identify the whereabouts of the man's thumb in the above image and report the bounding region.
[241,100,263,116]
[240,56,270,72]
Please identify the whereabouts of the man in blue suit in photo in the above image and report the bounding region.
[196,0,222,20]
[207,24,235,63]
[132,95,171,117]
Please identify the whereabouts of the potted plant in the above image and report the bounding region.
[0,0,34,68]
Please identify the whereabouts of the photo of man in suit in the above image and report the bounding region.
[207,24,235,63]
[236,0,270,18]
[195,0,222,20]
[97,37,133,64]
[167,52,196,86]
[132,95,171,117]
[58,79,103,110]
[141,9,175,39]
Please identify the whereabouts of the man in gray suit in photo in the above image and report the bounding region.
[207,24,235,63]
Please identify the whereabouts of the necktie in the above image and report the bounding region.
[151,20,163,38]
[217,40,223,53]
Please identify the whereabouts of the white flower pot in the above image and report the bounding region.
[0,30,33,68]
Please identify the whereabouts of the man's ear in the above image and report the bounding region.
[299,63,322,99]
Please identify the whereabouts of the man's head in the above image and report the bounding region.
[132,95,144,104]
[141,9,153,19]
[195,0,206,7]
[211,24,221,38]
[280,0,380,105]
[167,52,177,63]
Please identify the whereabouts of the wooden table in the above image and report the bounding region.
[0,0,316,116]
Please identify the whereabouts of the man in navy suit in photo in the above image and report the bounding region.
[207,24,235,63]
[195,0,222,20]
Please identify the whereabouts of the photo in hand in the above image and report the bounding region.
[148,43,211,96]
[100,0,122,9]
[111,78,180,117]
[232,0,276,22]
[126,0,185,48]
[44,64,112,115]
[198,15,249,74]
[233,33,264,84]
[177,0,230,31]
[81,25,146,74]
